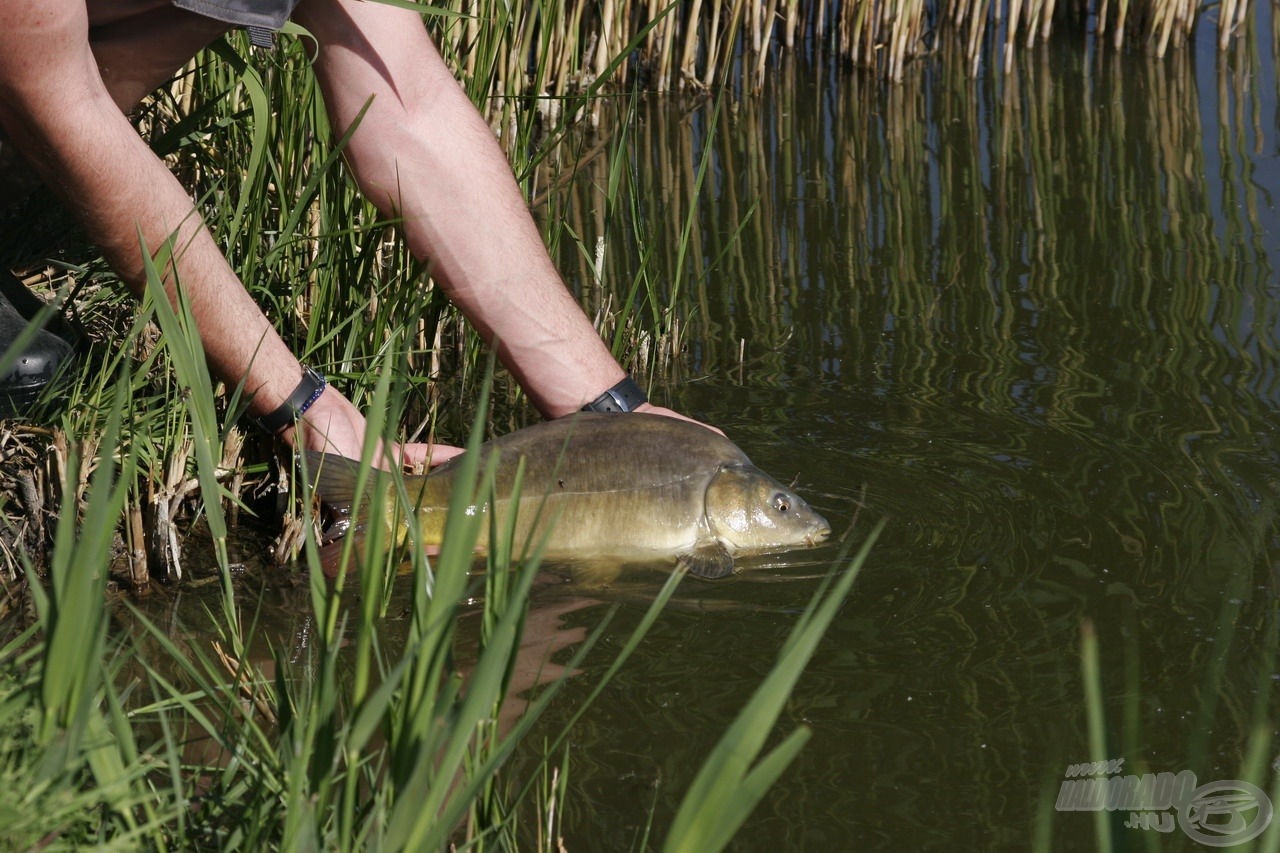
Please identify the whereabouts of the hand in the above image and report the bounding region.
[399,441,465,472]
[634,402,726,437]
[286,386,463,470]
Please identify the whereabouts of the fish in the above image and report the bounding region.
[305,412,832,579]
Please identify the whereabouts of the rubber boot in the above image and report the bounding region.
[0,286,74,418]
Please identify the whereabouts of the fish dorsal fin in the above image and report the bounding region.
[677,541,735,579]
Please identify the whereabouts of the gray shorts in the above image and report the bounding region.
[171,0,301,30]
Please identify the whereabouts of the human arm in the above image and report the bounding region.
[0,2,287,402]
[0,0,462,463]
[293,0,719,432]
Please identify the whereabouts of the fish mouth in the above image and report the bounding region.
[805,524,833,546]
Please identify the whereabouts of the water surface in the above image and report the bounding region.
[514,25,1280,849]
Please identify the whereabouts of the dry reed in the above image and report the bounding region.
[536,21,1265,408]
[430,0,1248,95]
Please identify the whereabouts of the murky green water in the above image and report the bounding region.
[120,23,1280,849]
[504,26,1280,850]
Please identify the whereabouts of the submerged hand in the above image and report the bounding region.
[634,402,726,437]
[405,406,719,470]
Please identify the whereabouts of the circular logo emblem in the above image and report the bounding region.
[1177,780,1273,847]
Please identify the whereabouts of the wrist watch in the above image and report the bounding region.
[582,375,647,413]
[252,364,327,434]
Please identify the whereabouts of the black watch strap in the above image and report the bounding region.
[582,375,647,413]
[252,365,327,434]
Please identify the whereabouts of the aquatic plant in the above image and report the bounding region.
[0,51,880,834]
[423,0,1249,91]
[0,309,881,847]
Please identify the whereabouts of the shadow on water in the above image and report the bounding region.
[508,20,1280,852]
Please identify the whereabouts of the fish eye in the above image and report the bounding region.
[773,493,791,513]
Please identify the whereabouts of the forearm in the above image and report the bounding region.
[15,108,300,406]
[299,0,625,417]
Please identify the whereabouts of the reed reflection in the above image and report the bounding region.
[533,36,1280,847]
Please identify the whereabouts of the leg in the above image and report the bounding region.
[85,2,232,114]
[0,4,229,413]
[1,3,229,203]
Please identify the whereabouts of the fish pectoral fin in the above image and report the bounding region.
[317,522,371,579]
[677,542,735,579]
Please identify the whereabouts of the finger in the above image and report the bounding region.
[399,442,466,472]
[427,445,466,467]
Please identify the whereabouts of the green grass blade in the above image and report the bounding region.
[664,520,883,853]
[35,369,132,743]
[1080,620,1113,853]
[205,40,269,241]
